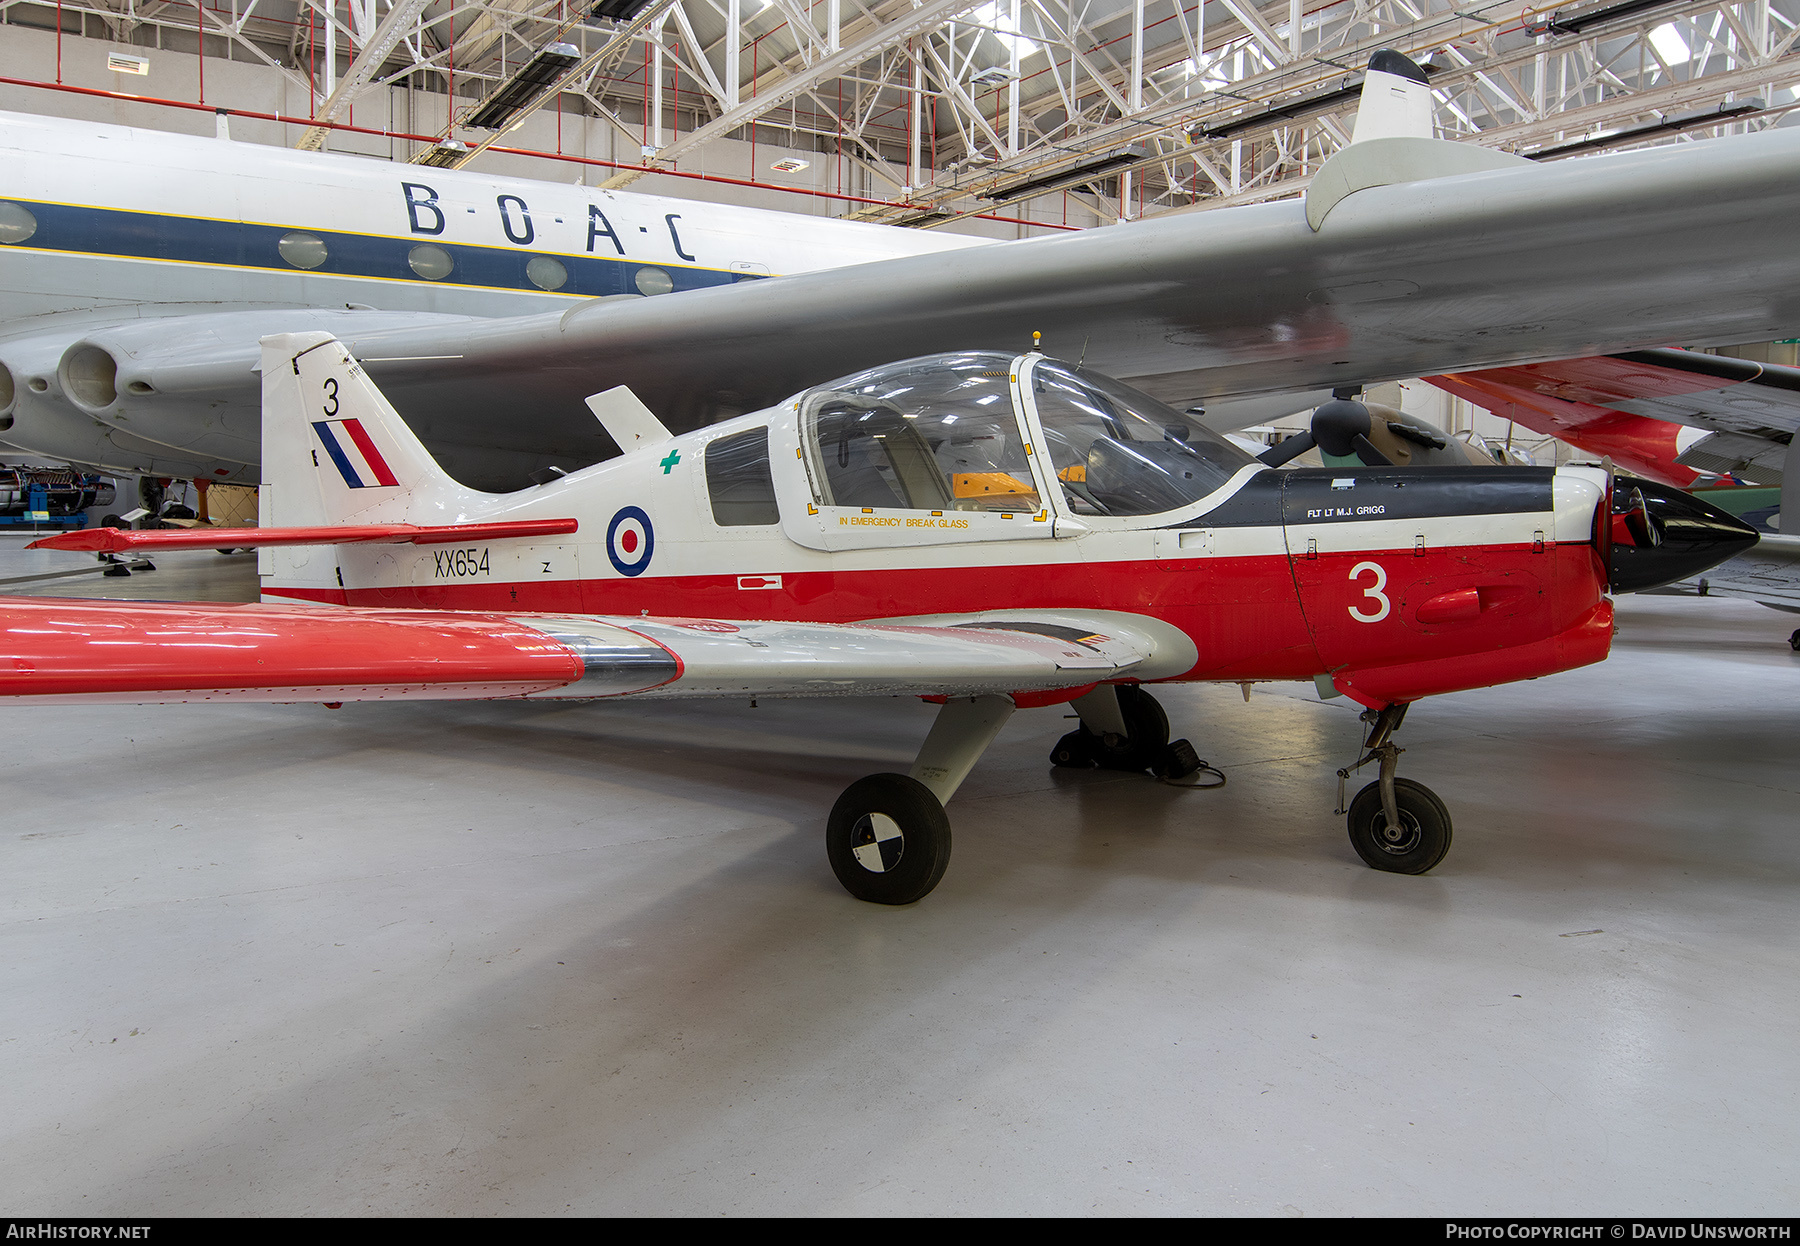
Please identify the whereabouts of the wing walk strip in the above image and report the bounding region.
[0,600,1149,705]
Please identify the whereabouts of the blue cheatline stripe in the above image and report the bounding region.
[0,200,755,299]
[312,421,367,488]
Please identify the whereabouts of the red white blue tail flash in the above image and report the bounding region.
[313,417,400,489]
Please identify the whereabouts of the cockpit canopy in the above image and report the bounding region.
[799,351,1255,520]
[1029,359,1256,516]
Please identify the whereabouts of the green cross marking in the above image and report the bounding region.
[659,449,681,474]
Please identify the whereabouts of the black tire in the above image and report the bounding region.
[1789,629,1800,652]
[1087,685,1170,772]
[1050,728,1096,768]
[1346,777,1453,875]
[98,514,125,530]
[826,773,952,905]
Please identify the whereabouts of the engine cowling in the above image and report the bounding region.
[1606,472,1760,593]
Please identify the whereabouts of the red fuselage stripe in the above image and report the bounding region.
[271,542,1608,694]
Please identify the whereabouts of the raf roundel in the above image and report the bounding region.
[606,506,654,577]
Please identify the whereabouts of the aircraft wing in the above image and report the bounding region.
[0,599,1177,705]
[37,124,1800,491]
[1430,348,1800,487]
[349,125,1800,469]
[1685,534,1800,611]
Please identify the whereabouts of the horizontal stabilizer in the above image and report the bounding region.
[30,517,578,553]
[1429,349,1800,491]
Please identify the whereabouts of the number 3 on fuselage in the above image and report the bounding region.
[1348,561,1391,623]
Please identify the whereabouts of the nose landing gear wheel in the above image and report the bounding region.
[826,773,953,905]
[1346,777,1453,874]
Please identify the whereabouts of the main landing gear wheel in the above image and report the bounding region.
[1789,629,1800,652]
[1051,686,1170,772]
[1346,777,1453,875]
[826,773,953,905]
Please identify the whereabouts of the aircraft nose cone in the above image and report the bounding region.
[1607,473,1761,594]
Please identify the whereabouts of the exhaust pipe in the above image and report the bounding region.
[60,343,123,414]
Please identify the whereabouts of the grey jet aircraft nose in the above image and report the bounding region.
[1606,473,1761,594]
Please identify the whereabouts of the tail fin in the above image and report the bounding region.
[1350,50,1434,144]
[259,331,469,530]
[258,331,476,602]
[1307,49,1528,231]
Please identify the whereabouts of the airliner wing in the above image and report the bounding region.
[342,124,1800,474]
[42,124,1800,491]
[0,599,1165,705]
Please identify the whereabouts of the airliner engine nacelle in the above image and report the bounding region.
[52,309,475,458]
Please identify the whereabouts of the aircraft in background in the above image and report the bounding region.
[1429,349,1799,527]
[1429,349,1800,645]
[4,52,1800,490]
[9,331,1758,900]
[0,106,982,489]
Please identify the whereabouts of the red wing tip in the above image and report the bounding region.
[26,533,118,551]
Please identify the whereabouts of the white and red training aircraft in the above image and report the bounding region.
[5,333,1758,902]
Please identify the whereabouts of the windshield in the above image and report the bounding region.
[801,352,1041,513]
[1030,361,1257,516]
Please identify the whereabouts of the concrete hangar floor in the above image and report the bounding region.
[2,539,1796,1217]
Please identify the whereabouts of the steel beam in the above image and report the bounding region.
[295,0,436,151]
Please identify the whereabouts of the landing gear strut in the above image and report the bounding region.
[1337,703,1452,874]
[1051,685,1171,772]
[1051,685,1204,780]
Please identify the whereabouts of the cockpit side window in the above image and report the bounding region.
[800,354,1042,514]
[705,426,779,525]
[1031,363,1255,517]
